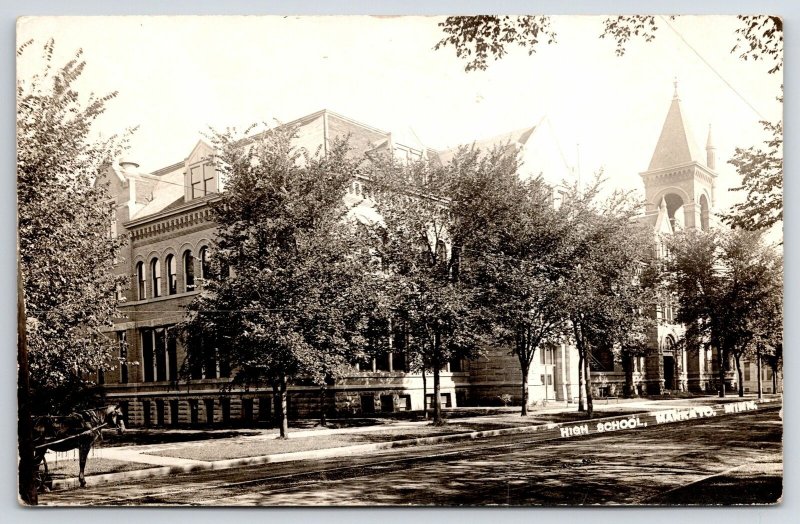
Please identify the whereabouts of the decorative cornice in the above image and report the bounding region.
[128,205,216,242]
[640,162,718,189]
[640,160,718,181]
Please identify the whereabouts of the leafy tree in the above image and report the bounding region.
[764,343,783,394]
[436,16,783,233]
[664,228,782,398]
[471,170,571,416]
[176,126,376,438]
[723,118,783,232]
[17,39,129,414]
[437,15,781,74]
[725,239,782,397]
[599,16,662,56]
[618,254,662,399]
[739,281,782,398]
[731,16,783,74]
[434,16,556,72]
[367,149,497,424]
[598,14,783,69]
[558,180,656,417]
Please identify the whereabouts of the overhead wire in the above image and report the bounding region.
[659,15,769,121]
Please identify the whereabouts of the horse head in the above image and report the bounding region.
[104,405,126,434]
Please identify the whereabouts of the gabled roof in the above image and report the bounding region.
[652,198,675,234]
[648,94,704,171]
[632,198,675,234]
[130,167,186,220]
[437,125,537,165]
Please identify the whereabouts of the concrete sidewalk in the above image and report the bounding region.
[47,394,782,491]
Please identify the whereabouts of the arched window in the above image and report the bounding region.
[151,258,162,298]
[136,262,146,300]
[166,254,177,295]
[200,246,211,279]
[184,250,195,291]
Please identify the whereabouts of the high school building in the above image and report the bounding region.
[98,89,725,427]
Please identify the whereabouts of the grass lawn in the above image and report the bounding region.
[44,457,158,478]
[149,422,511,461]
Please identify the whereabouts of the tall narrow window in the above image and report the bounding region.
[166,255,177,295]
[376,352,391,372]
[142,328,154,383]
[184,250,195,291]
[143,327,175,382]
[200,246,211,279]
[167,334,178,381]
[151,258,162,298]
[203,163,217,195]
[118,331,128,384]
[190,350,203,380]
[219,351,231,378]
[136,262,146,300]
[190,165,203,199]
[155,328,167,381]
[204,346,218,380]
[393,351,407,373]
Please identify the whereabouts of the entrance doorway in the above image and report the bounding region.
[663,356,676,390]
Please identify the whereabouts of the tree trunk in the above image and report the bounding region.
[521,361,530,417]
[432,331,443,425]
[421,367,428,420]
[319,384,327,426]
[756,349,763,399]
[773,366,778,394]
[433,364,442,425]
[623,353,635,399]
[278,374,289,438]
[451,245,461,282]
[718,347,726,398]
[17,263,37,505]
[577,352,585,412]
[735,354,744,397]
[272,382,281,427]
[584,349,594,418]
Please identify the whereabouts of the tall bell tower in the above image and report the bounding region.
[640,81,717,232]
[641,81,721,395]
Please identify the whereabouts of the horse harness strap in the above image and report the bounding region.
[34,422,108,450]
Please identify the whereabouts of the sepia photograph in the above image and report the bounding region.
[16,13,783,507]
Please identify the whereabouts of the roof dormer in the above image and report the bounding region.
[184,140,219,202]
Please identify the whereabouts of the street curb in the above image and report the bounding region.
[51,397,781,491]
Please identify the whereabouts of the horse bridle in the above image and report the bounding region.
[106,406,126,434]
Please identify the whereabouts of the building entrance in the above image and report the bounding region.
[663,356,676,390]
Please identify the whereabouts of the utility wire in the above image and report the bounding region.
[659,15,768,121]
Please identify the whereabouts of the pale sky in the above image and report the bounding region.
[17,15,783,217]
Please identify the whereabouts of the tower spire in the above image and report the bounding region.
[647,80,702,171]
[706,124,716,170]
